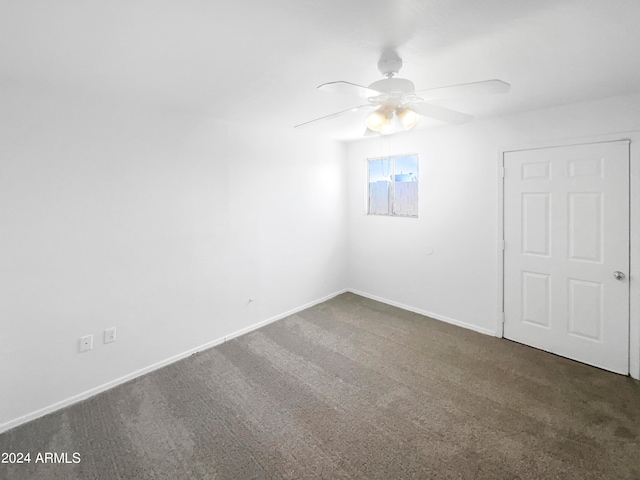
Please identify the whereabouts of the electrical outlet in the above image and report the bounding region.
[104,327,116,344]
[80,335,93,352]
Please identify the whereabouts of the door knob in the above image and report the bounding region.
[613,271,625,281]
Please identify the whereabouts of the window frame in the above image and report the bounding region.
[367,153,419,218]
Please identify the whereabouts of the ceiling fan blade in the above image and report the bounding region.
[363,127,378,137]
[414,79,510,102]
[318,81,382,98]
[409,103,473,124]
[294,104,373,129]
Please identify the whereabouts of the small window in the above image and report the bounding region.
[368,154,419,217]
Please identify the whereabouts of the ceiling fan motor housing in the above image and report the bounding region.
[370,53,418,113]
[368,77,415,94]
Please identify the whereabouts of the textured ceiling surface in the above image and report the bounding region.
[2,0,640,139]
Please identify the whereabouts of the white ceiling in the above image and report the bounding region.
[2,0,640,140]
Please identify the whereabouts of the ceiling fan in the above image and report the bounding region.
[294,51,510,135]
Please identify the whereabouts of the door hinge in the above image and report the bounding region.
[501,239,505,251]
[502,166,505,178]
[501,311,505,323]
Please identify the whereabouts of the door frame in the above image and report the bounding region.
[497,131,640,379]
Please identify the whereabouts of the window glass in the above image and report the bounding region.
[368,154,418,217]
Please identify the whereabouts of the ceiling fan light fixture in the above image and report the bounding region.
[380,117,394,135]
[397,107,419,129]
[365,109,386,131]
[295,51,510,135]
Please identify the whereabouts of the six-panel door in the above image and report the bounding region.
[504,141,630,374]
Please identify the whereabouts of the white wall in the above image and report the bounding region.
[346,93,640,374]
[0,83,347,430]
[3,83,639,431]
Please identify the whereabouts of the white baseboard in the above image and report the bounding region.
[347,288,498,337]
[0,288,348,434]
[222,288,348,342]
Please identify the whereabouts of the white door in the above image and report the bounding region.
[503,141,629,374]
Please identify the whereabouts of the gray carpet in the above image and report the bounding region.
[1,292,639,479]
